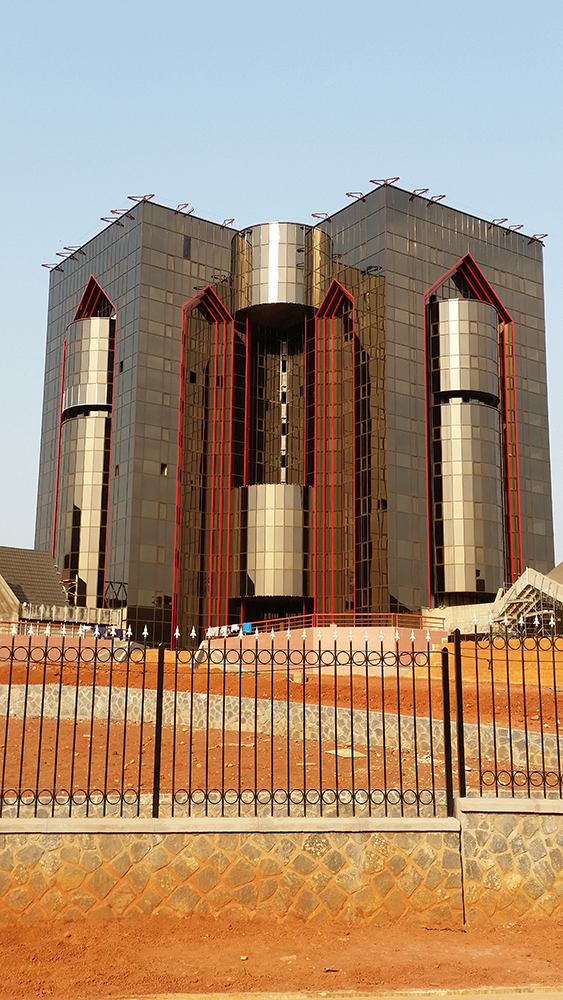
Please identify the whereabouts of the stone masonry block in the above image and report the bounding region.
[295,888,317,917]
[489,834,508,854]
[40,853,62,877]
[170,853,198,880]
[258,856,282,876]
[529,838,548,861]
[162,834,186,855]
[190,866,220,893]
[129,840,150,863]
[191,836,215,861]
[360,849,384,874]
[240,841,261,864]
[127,862,151,894]
[137,887,163,914]
[57,865,85,892]
[323,850,345,874]
[320,884,347,915]
[303,833,331,858]
[335,869,364,894]
[393,833,420,854]
[442,849,461,870]
[208,851,230,874]
[397,867,423,897]
[353,884,383,916]
[81,851,102,872]
[523,876,544,900]
[108,883,137,914]
[98,834,122,861]
[308,871,331,893]
[497,852,513,874]
[234,883,258,909]
[69,890,96,913]
[153,869,178,897]
[384,889,406,919]
[426,866,444,890]
[16,844,43,867]
[28,870,49,899]
[5,887,32,913]
[484,869,502,890]
[464,859,482,882]
[42,889,65,915]
[206,885,232,910]
[259,878,277,901]
[167,885,200,913]
[274,838,298,863]
[110,852,132,878]
[11,864,29,886]
[412,844,437,870]
[87,868,118,900]
[0,850,13,872]
[373,870,394,897]
[145,846,170,872]
[270,886,292,917]
[60,845,81,864]
[224,859,254,888]
[411,886,437,912]
[281,870,304,896]
[387,853,407,876]
[495,814,517,837]
[292,853,317,875]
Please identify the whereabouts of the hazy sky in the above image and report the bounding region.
[1,0,562,559]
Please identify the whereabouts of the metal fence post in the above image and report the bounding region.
[453,628,467,798]
[441,646,454,817]
[152,643,165,818]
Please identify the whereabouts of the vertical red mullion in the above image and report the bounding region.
[322,316,327,617]
[243,316,250,487]
[171,312,186,639]
[225,319,235,623]
[423,296,433,605]
[52,339,67,557]
[101,316,116,612]
[313,316,318,618]
[352,305,357,625]
[341,309,347,615]
[331,314,335,618]
[208,318,220,628]
[216,316,228,625]
[502,323,515,582]
[510,320,523,574]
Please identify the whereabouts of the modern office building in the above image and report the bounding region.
[35,185,554,642]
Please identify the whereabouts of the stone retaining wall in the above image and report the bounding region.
[3,682,562,771]
[3,800,563,925]
[0,818,462,925]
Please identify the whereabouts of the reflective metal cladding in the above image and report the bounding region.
[34,188,553,642]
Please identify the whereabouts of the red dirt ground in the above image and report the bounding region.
[4,912,563,998]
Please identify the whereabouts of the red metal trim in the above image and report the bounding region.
[322,315,327,616]
[510,320,523,573]
[208,318,219,628]
[171,309,187,642]
[331,314,335,618]
[423,253,522,594]
[101,319,117,610]
[313,316,318,616]
[244,316,250,487]
[225,319,235,623]
[73,275,116,321]
[216,316,228,626]
[51,339,67,558]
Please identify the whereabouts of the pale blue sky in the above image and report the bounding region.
[1,0,562,558]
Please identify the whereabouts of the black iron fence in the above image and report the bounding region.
[0,630,562,820]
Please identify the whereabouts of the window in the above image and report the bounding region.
[183,236,191,260]
[189,371,197,383]
[160,463,168,476]
[114,465,119,476]
[118,360,124,374]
